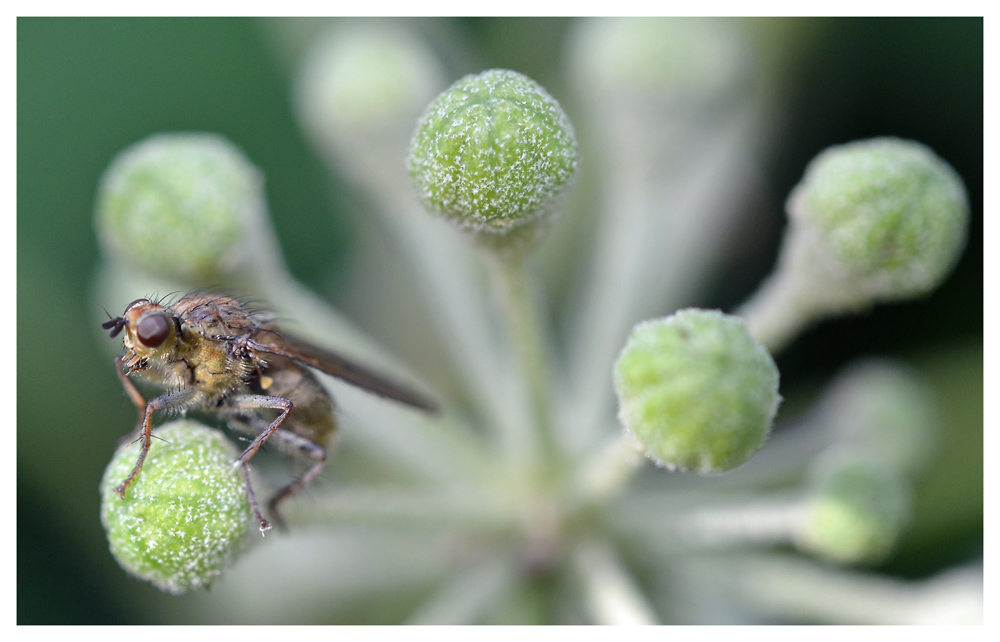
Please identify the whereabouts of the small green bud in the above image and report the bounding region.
[789,137,968,302]
[816,359,936,476]
[100,420,254,594]
[613,309,781,473]
[408,69,579,241]
[95,133,264,284]
[798,451,910,565]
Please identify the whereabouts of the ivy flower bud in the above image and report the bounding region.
[797,451,910,565]
[569,17,749,114]
[100,420,254,594]
[738,137,969,352]
[789,137,968,304]
[408,69,579,245]
[814,359,936,476]
[95,133,265,285]
[613,309,781,473]
[296,21,443,168]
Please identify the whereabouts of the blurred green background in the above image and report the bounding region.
[18,18,981,623]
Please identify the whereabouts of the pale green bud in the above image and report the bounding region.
[789,137,968,302]
[798,450,910,565]
[100,420,254,594]
[408,69,579,243]
[739,138,970,352]
[568,17,749,112]
[815,359,937,476]
[296,22,443,152]
[95,133,264,284]
[613,309,781,473]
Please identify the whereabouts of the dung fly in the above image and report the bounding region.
[102,293,437,532]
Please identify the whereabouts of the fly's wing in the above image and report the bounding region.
[247,331,438,413]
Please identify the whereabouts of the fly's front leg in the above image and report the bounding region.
[265,430,327,531]
[115,385,202,499]
[113,356,148,445]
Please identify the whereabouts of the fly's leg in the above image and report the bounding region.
[239,463,271,534]
[113,356,147,417]
[230,395,294,464]
[113,356,150,447]
[219,409,275,533]
[226,408,326,531]
[227,395,294,532]
[115,384,201,499]
[264,430,327,530]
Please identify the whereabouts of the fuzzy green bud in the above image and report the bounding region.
[100,420,254,594]
[738,138,970,352]
[95,133,265,284]
[789,137,968,302]
[613,309,781,473]
[798,451,910,565]
[408,69,579,243]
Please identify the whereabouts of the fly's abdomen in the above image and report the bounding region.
[264,359,337,447]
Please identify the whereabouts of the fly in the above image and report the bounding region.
[102,293,437,532]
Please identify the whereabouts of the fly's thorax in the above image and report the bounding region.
[157,295,260,400]
[171,294,258,340]
[171,334,255,402]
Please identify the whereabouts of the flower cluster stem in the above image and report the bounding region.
[488,251,559,469]
[573,539,658,624]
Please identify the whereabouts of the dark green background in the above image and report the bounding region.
[18,18,982,623]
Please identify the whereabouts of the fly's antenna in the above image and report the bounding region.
[102,311,127,338]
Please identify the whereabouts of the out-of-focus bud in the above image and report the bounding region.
[95,133,268,286]
[613,309,781,473]
[797,450,910,565]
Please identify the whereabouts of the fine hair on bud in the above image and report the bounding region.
[100,420,254,594]
[409,69,579,242]
[788,137,969,302]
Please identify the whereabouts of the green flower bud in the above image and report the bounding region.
[569,17,749,112]
[613,309,781,473]
[408,69,579,242]
[816,359,937,476]
[297,22,443,145]
[788,137,968,302]
[798,451,910,565]
[100,420,254,594]
[95,133,264,284]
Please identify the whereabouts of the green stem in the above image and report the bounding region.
[576,432,645,503]
[488,251,559,470]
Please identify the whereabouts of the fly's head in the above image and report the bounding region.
[103,298,180,372]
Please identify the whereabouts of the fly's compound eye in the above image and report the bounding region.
[136,313,172,348]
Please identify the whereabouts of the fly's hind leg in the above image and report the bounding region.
[264,429,327,531]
